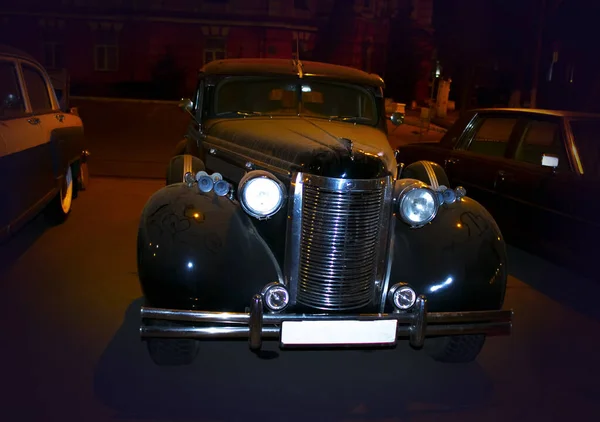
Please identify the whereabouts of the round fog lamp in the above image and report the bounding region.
[389,284,417,310]
[262,283,289,311]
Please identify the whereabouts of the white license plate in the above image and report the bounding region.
[280,319,398,346]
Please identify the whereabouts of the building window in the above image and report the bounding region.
[93,27,119,71]
[95,45,118,71]
[204,37,226,64]
[43,42,65,69]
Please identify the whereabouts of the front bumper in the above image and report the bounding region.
[140,295,513,351]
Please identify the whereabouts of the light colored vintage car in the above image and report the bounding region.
[0,45,89,240]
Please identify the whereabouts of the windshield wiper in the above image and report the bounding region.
[328,115,372,123]
[237,110,267,117]
[216,110,271,118]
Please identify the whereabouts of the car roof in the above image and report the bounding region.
[200,58,385,88]
[0,44,38,63]
[471,107,600,119]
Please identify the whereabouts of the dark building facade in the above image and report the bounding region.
[0,0,434,101]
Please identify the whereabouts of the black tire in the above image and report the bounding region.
[72,159,89,199]
[166,154,206,186]
[45,165,74,225]
[426,334,486,363]
[145,320,201,367]
[402,160,451,189]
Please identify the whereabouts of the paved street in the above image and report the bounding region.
[1,177,599,422]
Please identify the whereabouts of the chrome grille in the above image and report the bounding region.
[295,177,388,310]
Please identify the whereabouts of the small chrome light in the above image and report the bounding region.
[214,180,231,197]
[261,282,289,312]
[442,188,457,204]
[196,171,214,193]
[388,283,417,310]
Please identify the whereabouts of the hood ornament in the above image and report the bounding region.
[339,138,355,160]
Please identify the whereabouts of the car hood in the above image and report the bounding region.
[204,117,397,179]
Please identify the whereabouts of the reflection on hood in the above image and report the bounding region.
[206,116,397,179]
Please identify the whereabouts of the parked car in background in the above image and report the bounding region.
[396,108,600,277]
[0,45,89,241]
[136,58,512,367]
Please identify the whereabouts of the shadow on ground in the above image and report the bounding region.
[94,298,494,421]
[507,245,600,322]
[0,214,51,274]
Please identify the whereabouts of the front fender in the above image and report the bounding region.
[389,196,507,312]
[137,183,283,311]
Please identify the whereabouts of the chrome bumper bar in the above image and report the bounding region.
[140,295,513,350]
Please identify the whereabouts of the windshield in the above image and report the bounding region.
[213,77,378,125]
[569,119,600,177]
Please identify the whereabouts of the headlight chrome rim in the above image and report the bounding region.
[238,170,286,219]
[396,181,440,228]
[261,282,290,312]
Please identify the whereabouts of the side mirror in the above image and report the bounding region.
[178,98,193,113]
[541,154,559,169]
[390,112,404,126]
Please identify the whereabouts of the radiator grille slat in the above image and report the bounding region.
[296,183,386,310]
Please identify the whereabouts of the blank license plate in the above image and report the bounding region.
[280,320,398,346]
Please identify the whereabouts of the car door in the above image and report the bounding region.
[19,61,60,201]
[490,115,580,254]
[444,112,520,227]
[0,58,45,231]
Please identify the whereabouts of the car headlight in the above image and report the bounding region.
[238,170,286,219]
[396,180,440,228]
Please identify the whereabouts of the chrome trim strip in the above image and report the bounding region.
[373,176,394,308]
[140,304,513,349]
[423,161,439,189]
[141,306,514,325]
[283,172,304,300]
[379,216,396,313]
[301,173,388,192]
[563,118,585,175]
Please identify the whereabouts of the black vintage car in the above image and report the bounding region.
[136,59,512,366]
[397,108,600,277]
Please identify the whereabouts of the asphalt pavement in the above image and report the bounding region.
[1,177,599,422]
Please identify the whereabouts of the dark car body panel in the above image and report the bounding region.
[138,183,507,313]
[397,108,600,274]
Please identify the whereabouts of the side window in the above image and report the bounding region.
[0,61,26,118]
[463,116,517,157]
[514,119,569,170]
[21,64,53,113]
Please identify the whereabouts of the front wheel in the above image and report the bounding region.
[426,334,486,363]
